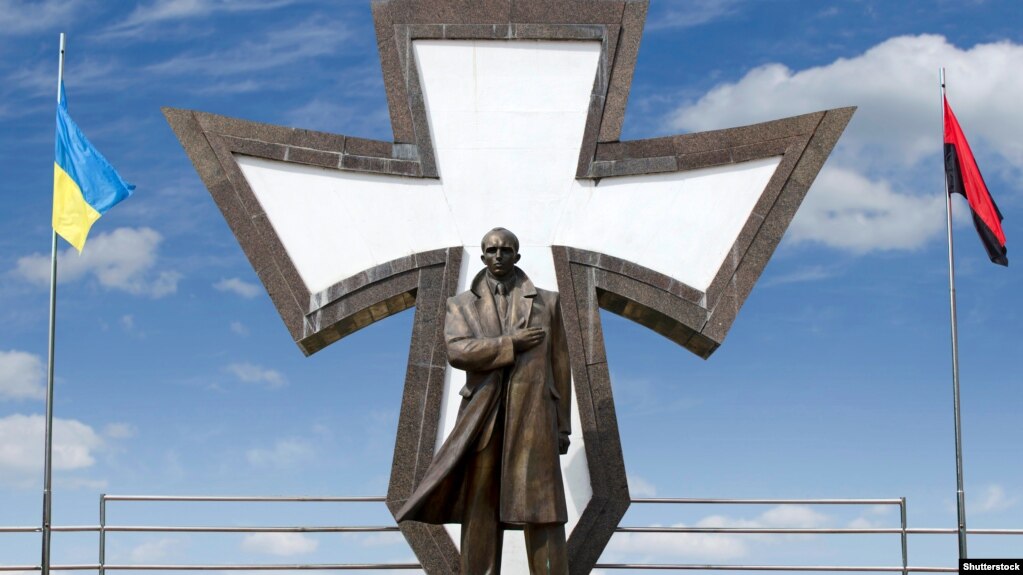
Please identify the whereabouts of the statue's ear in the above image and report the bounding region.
[514,253,521,264]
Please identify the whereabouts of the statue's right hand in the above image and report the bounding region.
[511,327,545,352]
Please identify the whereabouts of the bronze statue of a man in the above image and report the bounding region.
[397,227,572,574]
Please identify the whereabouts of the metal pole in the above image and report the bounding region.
[940,67,968,560]
[99,495,107,575]
[42,31,66,575]
[900,497,908,575]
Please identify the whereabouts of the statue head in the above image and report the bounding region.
[480,227,520,280]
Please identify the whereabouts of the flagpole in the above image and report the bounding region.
[940,67,968,560]
[42,31,65,575]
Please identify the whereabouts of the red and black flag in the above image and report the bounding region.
[944,97,1007,266]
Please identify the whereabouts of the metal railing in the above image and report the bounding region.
[594,497,1023,572]
[1,495,419,573]
[3,495,1021,573]
[98,495,419,573]
[598,497,917,573]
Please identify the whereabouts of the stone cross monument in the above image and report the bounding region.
[164,1,853,572]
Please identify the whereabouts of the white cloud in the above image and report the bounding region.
[63,476,109,490]
[0,0,86,36]
[754,504,830,528]
[788,162,947,254]
[646,0,743,31]
[241,532,318,556]
[972,484,1018,513]
[669,35,1023,253]
[14,227,181,298]
[763,264,841,287]
[3,58,124,101]
[230,321,250,336]
[104,423,137,439]
[607,526,748,562]
[128,537,181,563]
[695,504,829,531]
[214,277,262,299]
[246,438,314,468]
[847,503,894,528]
[145,17,350,79]
[869,504,892,515]
[226,362,287,389]
[627,474,658,497]
[0,350,46,401]
[847,516,881,529]
[606,505,830,562]
[0,414,103,486]
[104,0,303,38]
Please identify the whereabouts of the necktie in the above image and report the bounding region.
[495,282,509,323]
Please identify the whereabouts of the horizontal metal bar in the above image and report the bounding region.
[594,564,956,572]
[905,528,1023,535]
[6,566,99,572]
[9,524,1022,537]
[630,498,904,505]
[93,560,419,564]
[101,495,385,503]
[615,526,1023,535]
[101,526,400,533]
[0,525,100,534]
[101,495,905,505]
[51,525,101,533]
[616,527,906,534]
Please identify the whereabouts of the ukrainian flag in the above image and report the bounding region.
[53,81,134,252]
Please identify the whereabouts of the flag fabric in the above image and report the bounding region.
[53,81,134,252]
[943,96,1007,266]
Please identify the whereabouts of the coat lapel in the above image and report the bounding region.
[470,268,537,336]
[469,269,503,337]
[508,271,537,331]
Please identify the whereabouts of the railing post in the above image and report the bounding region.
[99,494,106,575]
[899,497,909,575]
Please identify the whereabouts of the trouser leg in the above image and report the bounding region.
[524,523,568,575]
[461,419,503,574]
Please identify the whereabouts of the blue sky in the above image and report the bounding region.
[1,0,1021,570]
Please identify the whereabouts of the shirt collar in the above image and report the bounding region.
[486,272,514,295]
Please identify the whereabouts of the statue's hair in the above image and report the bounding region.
[481,227,519,252]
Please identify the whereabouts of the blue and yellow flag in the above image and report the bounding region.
[53,81,134,252]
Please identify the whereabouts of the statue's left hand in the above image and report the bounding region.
[558,433,570,455]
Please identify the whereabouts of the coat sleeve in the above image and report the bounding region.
[445,298,515,372]
[551,293,572,436]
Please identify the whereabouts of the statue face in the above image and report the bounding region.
[481,230,520,280]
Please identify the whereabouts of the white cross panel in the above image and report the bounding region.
[235,40,782,569]
[237,40,780,296]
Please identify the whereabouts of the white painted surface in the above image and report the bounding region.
[415,40,600,255]
[234,39,791,572]
[237,158,456,294]
[554,157,782,292]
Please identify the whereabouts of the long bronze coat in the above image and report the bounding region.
[396,268,572,526]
